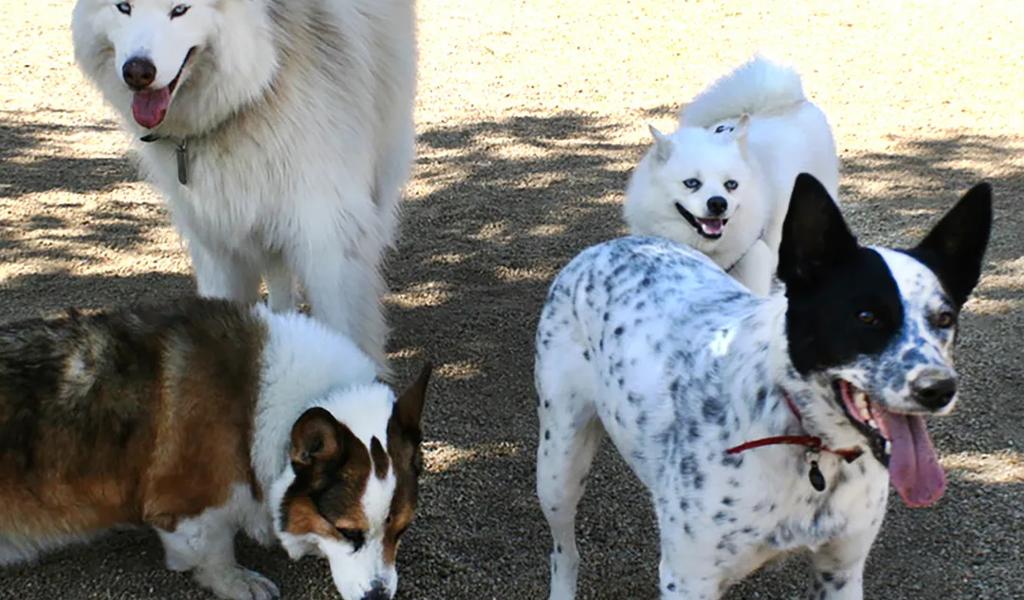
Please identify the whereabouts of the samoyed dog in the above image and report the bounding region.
[71,0,417,367]
[624,57,840,295]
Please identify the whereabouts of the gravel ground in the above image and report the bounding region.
[1,1,1022,599]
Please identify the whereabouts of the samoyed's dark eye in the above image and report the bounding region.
[683,178,701,190]
[116,2,131,15]
[724,180,738,192]
[170,4,190,18]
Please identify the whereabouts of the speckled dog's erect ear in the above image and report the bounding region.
[777,172,859,289]
[906,183,993,309]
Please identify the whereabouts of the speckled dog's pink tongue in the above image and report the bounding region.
[132,87,170,128]
[879,409,946,507]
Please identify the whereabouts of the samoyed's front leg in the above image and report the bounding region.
[729,239,775,296]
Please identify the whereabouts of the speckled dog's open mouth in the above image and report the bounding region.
[674,202,727,239]
[834,380,946,507]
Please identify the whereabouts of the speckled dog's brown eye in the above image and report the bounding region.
[857,310,879,326]
[933,311,956,329]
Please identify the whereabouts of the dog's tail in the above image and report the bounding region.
[680,56,806,127]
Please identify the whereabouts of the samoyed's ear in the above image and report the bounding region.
[649,125,672,163]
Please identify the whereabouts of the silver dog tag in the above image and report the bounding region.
[176,140,189,185]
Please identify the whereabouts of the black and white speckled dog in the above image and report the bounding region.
[534,174,992,599]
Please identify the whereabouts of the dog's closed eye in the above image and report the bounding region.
[336,527,365,550]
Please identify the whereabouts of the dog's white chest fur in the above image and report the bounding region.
[535,237,888,599]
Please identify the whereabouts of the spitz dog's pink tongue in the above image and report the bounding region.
[132,88,171,128]
[698,218,724,235]
[879,410,946,507]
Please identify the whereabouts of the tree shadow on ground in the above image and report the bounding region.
[381,113,1024,599]
[0,114,133,198]
[0,115,166,272]
[0,111,1020,599]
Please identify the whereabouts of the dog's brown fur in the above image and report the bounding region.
[0,298,266,544]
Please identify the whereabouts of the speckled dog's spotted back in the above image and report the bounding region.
[534,174,992,599]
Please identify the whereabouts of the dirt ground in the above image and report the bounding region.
[1,1,1022,599]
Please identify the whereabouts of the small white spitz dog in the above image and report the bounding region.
[624,57,840,295]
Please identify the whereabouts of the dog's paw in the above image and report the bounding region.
[196,565,281,600]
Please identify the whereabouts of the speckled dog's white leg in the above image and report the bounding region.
[804,526,879,600]
[536,411,603,600]
[535,316,603,600]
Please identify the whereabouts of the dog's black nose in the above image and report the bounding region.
[360,582,389,600]
[706,196,728,216]
[912,375,957,410]
[122,57,157,90]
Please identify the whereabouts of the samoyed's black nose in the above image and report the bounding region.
[707,196,728,216]
[122,57,156,90]
[911,372,957,411]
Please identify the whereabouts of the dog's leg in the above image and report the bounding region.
[657,539,722,600]
[729,239,775,296]
[188,241,261,305]
[537,414,602,600]
[156,508,280,600]
[536,341,603,600]
[297,246,388,369]
[805,528,878,600]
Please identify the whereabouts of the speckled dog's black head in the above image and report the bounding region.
[777,173,992,507]
[778,175,904,375]
[778,173,992,377]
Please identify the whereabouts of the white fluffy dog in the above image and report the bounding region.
[71,0,418,366]
[624,57,840,295]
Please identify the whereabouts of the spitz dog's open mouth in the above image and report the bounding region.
[675,202,727,239]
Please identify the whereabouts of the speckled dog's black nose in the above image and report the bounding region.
[912,375,957,410]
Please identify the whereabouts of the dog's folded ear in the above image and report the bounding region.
[290,406,349,467]
[389,363,432,443]
[778,173,858,289]
[906,183,993,309]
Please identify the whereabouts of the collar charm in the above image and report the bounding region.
[140,134,189,185]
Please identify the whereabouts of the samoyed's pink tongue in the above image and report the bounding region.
[132,88,171,129]
[697,218,724,236]
[879,409,946,507]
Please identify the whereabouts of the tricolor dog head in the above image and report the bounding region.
[72,0,277,133]
[643,116,757,243]
[779,174,992,508]
[275,365,431,600]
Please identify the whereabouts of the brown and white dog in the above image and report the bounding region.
[0,298,430,600]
